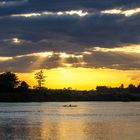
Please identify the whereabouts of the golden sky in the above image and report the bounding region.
[1,1,140,90]
[18,68,140,90]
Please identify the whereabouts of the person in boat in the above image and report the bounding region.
[63,104,77,107]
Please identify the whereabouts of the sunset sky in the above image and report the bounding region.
[0,0,140,90]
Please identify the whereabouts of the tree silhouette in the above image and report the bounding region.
[35,70,46,88]
[119,84,124,89]
[137,84,140,92]
[0,72,19,91]
[18,81,30,91]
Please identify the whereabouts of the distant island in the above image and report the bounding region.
[0,71,140,102]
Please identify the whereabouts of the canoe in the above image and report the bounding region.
[63,105,78,107]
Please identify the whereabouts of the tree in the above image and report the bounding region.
[35,70,46,88]
[96,86,108,93]
[0,72,19,91]
[137,84,140,91]
[119,84,124,89]
[18,81,30,91]
[128,84,136,93]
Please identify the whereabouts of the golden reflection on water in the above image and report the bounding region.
[38,121,139,140]
[0,102,140,140]
[0,120,139,140]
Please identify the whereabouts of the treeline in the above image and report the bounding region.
[0,72,140,102]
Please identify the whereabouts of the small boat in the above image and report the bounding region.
[63,104,78,107]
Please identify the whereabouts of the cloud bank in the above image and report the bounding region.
[0,0,140,72]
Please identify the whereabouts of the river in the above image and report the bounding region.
[0,102,140,140]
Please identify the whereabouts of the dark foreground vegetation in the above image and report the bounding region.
[0,72,140,102]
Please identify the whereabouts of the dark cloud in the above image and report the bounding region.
[0,56,37,72]
[0,13,140,57]
[83,51,140,70]
[0,0,140,71]
[0,51,140,72]
[0,0,140,16]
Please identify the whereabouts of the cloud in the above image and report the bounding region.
[83,51,140,70]
[0,0,28,7]
[0,0,140,71]
[0,49,140,72]
[0,13,140,56]
[1,0,140,17]
[101,8,140,17]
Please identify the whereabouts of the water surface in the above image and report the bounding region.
[0,102,140,140]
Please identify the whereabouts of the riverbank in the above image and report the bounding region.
[0,90,140,102]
